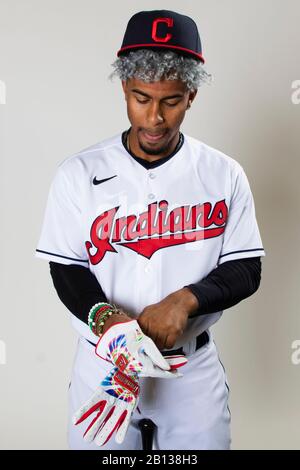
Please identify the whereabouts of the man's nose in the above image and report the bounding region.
[147,102,164,125]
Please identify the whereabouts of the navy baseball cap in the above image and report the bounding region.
[117,10,205,63]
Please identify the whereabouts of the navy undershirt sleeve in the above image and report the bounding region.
[49,261,108,323]
[184,257,261,317]
[49,257,261,324]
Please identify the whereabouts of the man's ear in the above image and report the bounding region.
[189,88,198,104]
[186,88,198,109]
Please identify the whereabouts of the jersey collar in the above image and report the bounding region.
[121,128,184,170]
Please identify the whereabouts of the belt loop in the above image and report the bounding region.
[182,337,196,356]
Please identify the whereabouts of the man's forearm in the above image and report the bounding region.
[183,257,262,317]
[49,261,108,324]
[49,257,262,328]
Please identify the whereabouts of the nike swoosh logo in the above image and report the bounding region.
[93,175,117,185]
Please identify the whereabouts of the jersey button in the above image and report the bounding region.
[149,172,156,179]
[148,193,155,199]
[145,266,151,273]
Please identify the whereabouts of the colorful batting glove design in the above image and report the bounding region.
[73,354,188,447]
[95,320,182,378]
[73,366,139,447]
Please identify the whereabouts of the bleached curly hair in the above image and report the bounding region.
[108,49,212,92]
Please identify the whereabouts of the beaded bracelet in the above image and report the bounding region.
[94,309,114,336]
[88,302,112,331]
[90,307,112,333]
[94,304,127,337]
[93,307,110,327]
[88,302,127,336]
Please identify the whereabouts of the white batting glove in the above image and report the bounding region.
[95,320,184,378]
[73,366,139,446]
[73,354,187,447]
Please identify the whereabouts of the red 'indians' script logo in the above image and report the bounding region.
[85,199,228,265]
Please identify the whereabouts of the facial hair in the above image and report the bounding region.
[137,134,174,156]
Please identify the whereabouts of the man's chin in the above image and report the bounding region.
[139,139,171,156]
[139,145,166,156]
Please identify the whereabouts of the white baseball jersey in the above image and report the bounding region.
[35,131,265,349]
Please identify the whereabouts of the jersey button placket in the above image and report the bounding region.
[147,171,156,201]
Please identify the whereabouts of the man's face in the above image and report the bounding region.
[122,77,197,158]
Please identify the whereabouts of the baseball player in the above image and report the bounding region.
[35,10,265,450]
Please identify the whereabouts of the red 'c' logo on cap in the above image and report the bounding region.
[152,18,174,43]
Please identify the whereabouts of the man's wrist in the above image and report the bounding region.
[101,313,132,335]
[178,287,200,316]
[88,302,132,336]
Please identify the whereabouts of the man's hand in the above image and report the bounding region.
[95,319,182,378]
[137,288,199,350]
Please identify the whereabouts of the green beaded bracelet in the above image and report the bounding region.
[88,302,112,331]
